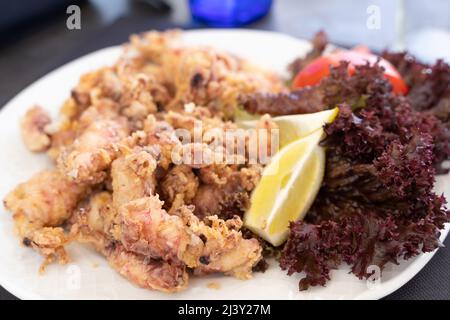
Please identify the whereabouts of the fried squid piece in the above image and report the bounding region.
[192,165,261,220]
[20,106,52,152]
[111,148,158,209]
[4,170,86,227]
[117,197,262,279]
[110,151,199,264]
[116,196,201,264]
[147,39,282,118]
[185,211,262,279]
[107,245,188,293]
[109,149,262,278]
[163,108,233,136]
[119,73,170,124]
[77,99,121,130]
[75,192,117,238]
[69,192,120,256]
[159,165,199,212]
[67,68,111,118]
[16,218,69,272]
[3,170,86,269]
[143,115,182,170]
[70,192,188,292]
[57,119,129,184]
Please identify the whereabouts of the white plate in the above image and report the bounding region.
[0,29,448,300]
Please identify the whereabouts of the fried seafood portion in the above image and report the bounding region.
[69,192,188,292]
[20,106,52,152]
[123,31,283,118]
[4,170,86,227]
[73,192,117,238]
[188,214,262,279]
[142,116,182,170]
[4,170,87,269]
[46,30,281,160]
[110,150,262,278]
[117,197,262,279]
[159,164,199,212]
[193,165,262,220]
[111,148,158,209]
[107,245,188,292]
[116,196,199,264]
[4,30,277,292]
[69,188,260,289]
[57,118,129,184]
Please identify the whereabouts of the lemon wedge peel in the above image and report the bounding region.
[244,128,326,246]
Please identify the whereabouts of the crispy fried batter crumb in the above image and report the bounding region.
[207,282,220,290]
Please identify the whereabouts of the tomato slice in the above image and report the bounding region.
[292,48,408,95]
[291,56,336,88]
[384,73,408,95]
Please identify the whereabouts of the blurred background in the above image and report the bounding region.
[1,0,450,300]
[1,0,450,108]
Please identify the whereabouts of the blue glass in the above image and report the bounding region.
[189,0,273,27]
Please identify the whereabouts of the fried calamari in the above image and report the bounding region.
[4,30,277,292]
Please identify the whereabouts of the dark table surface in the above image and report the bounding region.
[1,0,449,300]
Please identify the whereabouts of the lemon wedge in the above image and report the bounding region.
[243,128,326,246]
[239,107,339,148]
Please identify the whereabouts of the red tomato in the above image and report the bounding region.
[291,56,336,88]
[292,48,408,95]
